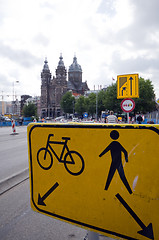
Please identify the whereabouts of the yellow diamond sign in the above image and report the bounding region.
[28,123,159,240]
[117,74,139,99]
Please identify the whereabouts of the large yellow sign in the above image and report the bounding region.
[28,123,159,240]
[117,74,139,99]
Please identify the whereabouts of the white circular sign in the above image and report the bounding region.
[121,98,135,112]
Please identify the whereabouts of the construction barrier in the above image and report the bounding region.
[11,119,16,134]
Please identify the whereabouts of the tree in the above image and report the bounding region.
[86,93,96,117]
[101,78,156,114]
[75,95,86,116]
[60,91,75,114]
[134,77,156,113]
[23,103,37,117]
[97,90,107,116]
[103,83,121,113]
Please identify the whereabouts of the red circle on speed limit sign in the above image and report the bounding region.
[121,98,135,112]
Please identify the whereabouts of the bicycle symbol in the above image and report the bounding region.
[37,134,85,176]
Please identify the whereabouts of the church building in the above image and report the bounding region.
[40,54,89,118]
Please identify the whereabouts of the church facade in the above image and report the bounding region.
[40,55,89,118]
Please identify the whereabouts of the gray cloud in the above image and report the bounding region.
[0,41,42,68]
[132,0,159,28]
[111,51,159,73]
[33,33,50,46]
[0,73,12,95]
[94,0,159,52]
[97,0,116,16]
[0,0,8,26]
[40,2,56,9]
[0,73,10,86]
[115,0,159,50]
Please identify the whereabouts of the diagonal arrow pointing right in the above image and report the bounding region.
[116,193,154,240]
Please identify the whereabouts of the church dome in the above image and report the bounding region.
[58,54,64,67]
[69,56,82,72]
[42,58,50,72]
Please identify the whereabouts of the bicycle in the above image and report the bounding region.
[37,134,85,176]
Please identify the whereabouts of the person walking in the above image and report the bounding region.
[137,114,143,124]
[99,130,132,194]
[106,111,118,123]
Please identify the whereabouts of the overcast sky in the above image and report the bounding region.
[0,0,159,101]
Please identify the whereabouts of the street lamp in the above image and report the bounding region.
[96,90,98,121]
[12,80,19,115]
[73,99,75,117]
[13,80,19,102]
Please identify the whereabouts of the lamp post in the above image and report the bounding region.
[73,99,75,117]
[12,80,19,114]
[96,90,98,121]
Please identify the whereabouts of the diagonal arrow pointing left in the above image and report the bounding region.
[116,193,154,239]
[38,182,59,206]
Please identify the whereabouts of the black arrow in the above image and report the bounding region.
[38,182,59,206]
[116,193,154,240]
[129,77,133,96]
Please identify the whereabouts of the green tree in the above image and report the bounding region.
[102,78,156,114]
[86,93,96,117]
[22,103,37,117]
[134,77,156,113]
[60,91,75,114]
[103,83,121,113]
[97,90,106,116]
[75,95,86,116]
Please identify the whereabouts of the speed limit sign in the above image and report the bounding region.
[121,98,135,112]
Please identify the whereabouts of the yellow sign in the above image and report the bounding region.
[28,123,159,240]
[117,74,139,99]
[156,98,159,105]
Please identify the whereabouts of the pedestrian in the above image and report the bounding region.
[137,114,143,124]
[99,130,132,194]
[106,111,118,123]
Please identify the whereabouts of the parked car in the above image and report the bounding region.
[0,116,11,122]
[46,117,52,120]
[4,117,11,122]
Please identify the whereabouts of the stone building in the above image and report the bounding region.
[40,54,89,118]
[68,55,89,94]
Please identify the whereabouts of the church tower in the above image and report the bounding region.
[41,58,52,118]
[40,54,89,118]
[55,54,67,82]
[68,55,89,94]
[52,54,67,117]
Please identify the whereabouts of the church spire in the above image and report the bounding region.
[43,57,50,71]
[55,53,67,80]
[58,53,64,67]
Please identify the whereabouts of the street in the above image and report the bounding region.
[0,126,28,182]
[0,179,88,240]
[0,125,115,240]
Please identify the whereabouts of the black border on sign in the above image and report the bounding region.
[28,124,159,240]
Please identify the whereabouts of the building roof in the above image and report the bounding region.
[42,58,50,72]
[57,54,65,67]
[69,55,82,72]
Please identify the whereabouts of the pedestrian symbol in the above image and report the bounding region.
[99,130,132,194]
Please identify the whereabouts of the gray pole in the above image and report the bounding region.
[127,112,129,123]
[88,230,99,240]
[96,90,98,121]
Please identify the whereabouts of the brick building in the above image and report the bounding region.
[40,54,89,118]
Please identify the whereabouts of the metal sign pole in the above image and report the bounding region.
[127,112,129,124]
[88,230,99,240]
